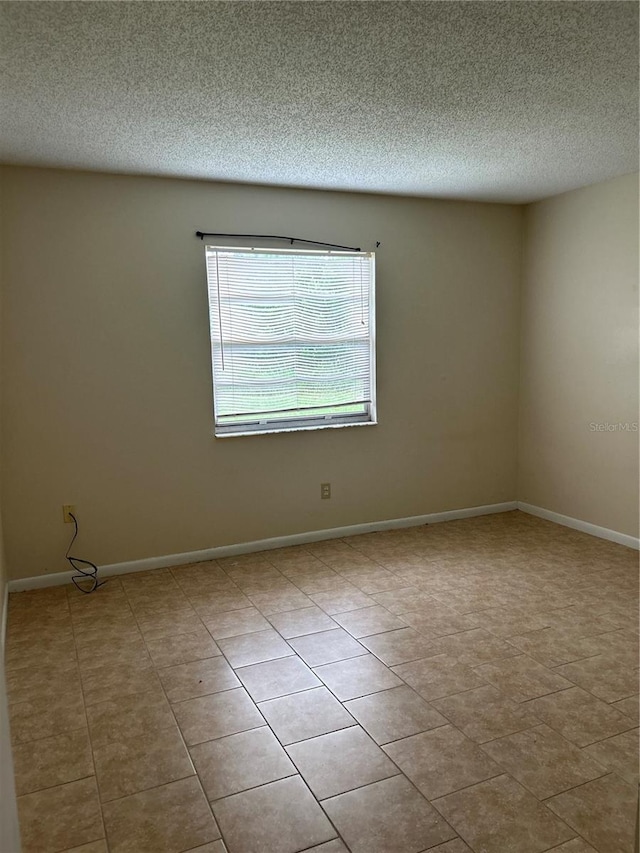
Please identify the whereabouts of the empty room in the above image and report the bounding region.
[0,2,638,853]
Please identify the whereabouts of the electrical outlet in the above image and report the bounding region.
[62,505,76,524]
[321,482,331,499]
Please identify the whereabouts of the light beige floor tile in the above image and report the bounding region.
[178,564,237,588]
[344,684,446,744]
[7,660,82,705]
[80,660,161,706]
[60,841,109,853]
[177,581,240,603]
[611,695,639,724]
[432,589,511,614]
[433,774,573,853]
[203,607,270,639]
[217,629,293,668]
[191,726,296,800]
[102,776,220,853]
[13,728,94,795]
[70,604,136,631]
[158,656,239,702]
[184,842,227,853]
[257,686,355,745]
[400,606,480,639]
[555,654,639,703]
[322,554,380,573]
[432,685,540,743]
[248,587,312,614]
[212,775,336,853]
[540,607,623,637]
[333,605,407,638]
[9,689,86,744]
[360,627,435,666]
[426,842,474,853]
[314,653,403,701]
[190,591,252,619]
[232,574,290,595]
[136,608,203,640]
[8,599,71,620]
[481,723,606,798]
[18,777,104,853]
[305,539,355,559]
[385,724,501,799]
[236,655,321,702]
[432,628,520,667]
[6,619,74,649]
[583,728,639,786]
[291,572,351,595]
[546,773,637,853]
[393,653,487,701]
[286,725,398,799]
[544,840,598,853]
[5,635,77,672]
[323,774,456,853]
[10,587,69,610]
[93,725,194,802]
[507,628,603,668]
[587,628,639,663]
[288,628,367,667]
[349,570,408,595]
[86,685,176,748]
[304,841,349,853]
[474,654,573,702]
[371,587,438,615]
[68,593,131,619]
[128,592,192,618]
[524,686,636,747]
[145,629,221,668]
[473,606,551,638]
[77,636,151,671]
[309,588,375,615]
[173,687,264,746]
[73,619,142,647]
[267,606,337,638]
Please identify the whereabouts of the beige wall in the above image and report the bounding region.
[0,166,522,580]
[0,165,22,851]
[519,173,639,538]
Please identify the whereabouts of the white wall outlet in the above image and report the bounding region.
[321,483,331,499]
[62,505,76,523]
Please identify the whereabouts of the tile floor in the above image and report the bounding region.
[5,510,639,853]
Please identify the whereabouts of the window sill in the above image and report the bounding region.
[213,419,378,438]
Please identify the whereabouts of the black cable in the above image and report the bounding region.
[66,513,105,593]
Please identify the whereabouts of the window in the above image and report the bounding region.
[205,245,376,436]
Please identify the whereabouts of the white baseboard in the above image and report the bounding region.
[7,501,518,592]
[1,584,7,652]
[517,502,639,551]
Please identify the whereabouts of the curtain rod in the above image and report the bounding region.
[195,231,380,251]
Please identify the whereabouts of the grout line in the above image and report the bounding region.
[124,581,237,853]
[376,721,453,748]
[66,589,108,849]
[15,770,96,799]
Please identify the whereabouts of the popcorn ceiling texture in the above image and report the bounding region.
[0,0,637,203]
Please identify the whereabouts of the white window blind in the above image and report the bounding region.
[205,246,376,436]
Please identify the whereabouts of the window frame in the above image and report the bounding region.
[204,244,377,438]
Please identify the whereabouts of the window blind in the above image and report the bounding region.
[205,246,376,436]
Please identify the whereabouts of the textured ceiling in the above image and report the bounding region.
[0,1,638,203]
